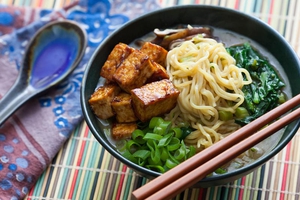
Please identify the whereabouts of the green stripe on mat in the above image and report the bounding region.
[32,168,46,197]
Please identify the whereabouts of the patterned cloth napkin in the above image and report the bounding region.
[0,0,160,199]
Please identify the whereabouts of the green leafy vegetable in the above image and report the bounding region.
[120,117,195,173]
[227,43,286,125]
[219,110,233,121]
[215,167,227,174]
[180,126,195,140]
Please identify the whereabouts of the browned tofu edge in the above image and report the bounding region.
[111,122,137,140]
[130,79,179,122]
[112,50,154,92]
[100,43,135,82]
[111,93,138,123]
[140,42,168,67]
[88,84,121,119]
[147,61,169,83]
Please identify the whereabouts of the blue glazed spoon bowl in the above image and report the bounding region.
[0,20,87,125]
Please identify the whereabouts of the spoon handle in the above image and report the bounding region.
[0,81,33,126]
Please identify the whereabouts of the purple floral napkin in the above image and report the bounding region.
[0,0,160,199]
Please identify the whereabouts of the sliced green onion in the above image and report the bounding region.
[149,117,164,129]
[158,133,173,147]
[167,149,180,165]
[153,126,164,135]
[120,117,197,174]
[158,120,171,134]
[215,167,227,174]
[147,157,163,166]
[146,165,166,173]
[143,133,163,141]
[167,137,181,151]
[165,158,178,169]
[147,140,160,164]
[235,107,249,119]
[174,144,186,161]
[137,158,145,166]
[132,149,150,160]
[126,140,140,154]
[219,110,233,121]
[160,147,169,162]
[132,129,145,144]
[253,92,260,104]
[187,145,196,158]
[171,127,182,139]
[133,150,150,166]
[278,92,286,104]
[122,149,138,163]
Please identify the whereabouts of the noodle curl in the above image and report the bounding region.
[165,36,252,151]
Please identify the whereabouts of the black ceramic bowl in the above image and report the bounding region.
[81,5,300,187]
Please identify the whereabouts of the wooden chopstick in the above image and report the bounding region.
[132,94,300,200]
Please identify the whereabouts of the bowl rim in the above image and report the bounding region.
[81,4,300,183]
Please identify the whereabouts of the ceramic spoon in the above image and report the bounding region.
[0,20,87,126]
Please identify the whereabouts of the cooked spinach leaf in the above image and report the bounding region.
[227,43,285,125]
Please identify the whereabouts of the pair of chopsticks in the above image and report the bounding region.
[132,94,300,200]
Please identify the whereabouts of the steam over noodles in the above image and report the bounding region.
[165,36,252,151]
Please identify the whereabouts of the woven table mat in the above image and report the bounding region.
[1,0,300,199]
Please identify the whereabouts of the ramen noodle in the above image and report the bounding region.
[165,36,252,151]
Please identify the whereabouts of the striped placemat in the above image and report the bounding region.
[1,0,300,199]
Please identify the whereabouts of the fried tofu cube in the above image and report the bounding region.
[113,50,155,93]
[131,79,180,122]
[140,42,168,67]
[88,84,121,119]
[111,93,138,123]
[100,43,134,82]
[147,61,169,83]
[111,122,137,140]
